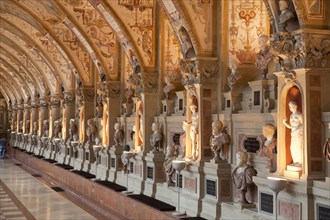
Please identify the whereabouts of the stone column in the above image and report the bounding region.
[30,99,39,132]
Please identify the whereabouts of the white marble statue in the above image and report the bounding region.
[150,122,163,151]
[189,101,198,160]
[210,121,231,162]
[258,123,277,172]
[283,101,303,166]
[232,152,257,204]
[86,119,97,144]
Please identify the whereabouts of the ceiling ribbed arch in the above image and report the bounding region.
[0,83,14,105]
[0,45,45,95]
[0,56,35,97]
[0,35,51,96]
[0,74,23,102]
[0,28,58,94]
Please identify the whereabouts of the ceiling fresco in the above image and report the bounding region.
[0,0,326,107]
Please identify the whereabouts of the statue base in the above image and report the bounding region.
[284,165,302,179]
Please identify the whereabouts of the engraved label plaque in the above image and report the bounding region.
[111,158,115,168]
[318,204,330,220]
[147,166,153,179]
[243,137,261,153]
[260,192,273,214]
[206,179,216,197]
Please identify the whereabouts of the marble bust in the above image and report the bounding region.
[232,152,257,204]
[150,122,163,151]
[42,120,49,138]
[69,119,78,141]
[255,35,272,79]
[163,144,176,186]
[257,123,277,172]
[86,119,97,143]
[163,77,175,100]
[53,120,62,139]
[113,122,124,147]
[278,0,294,32]
[283,101,303,166]
[32,121,38,136]
[210,121,231,162]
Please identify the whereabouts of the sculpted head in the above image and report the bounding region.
[212,121,223,136]
[262,123,275,138]
[288,101,298,112]
[152,122,159,132]
[258,35,270,48]
[114,122,120,131]
[279,0,289,11]
[236,151,248,167]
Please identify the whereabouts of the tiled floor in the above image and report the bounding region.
[0,185,26,220]
[0,158,96,220]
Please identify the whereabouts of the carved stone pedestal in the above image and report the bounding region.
[248,80,276,113]
[57,141,69,164]
[284,165,302,179]
[96,148,110,180]
[200,161,232,219]
[161,99,175,116]
[128,152,145,194]
[70,141,79,167]
[223,92,242,113]
[22,134,29,150]
[51,139,62,160]
[144,151,165,197]
[82,142,94,172]
[108,146,123,181]
[173,91,186,116]
[73,142,85,170]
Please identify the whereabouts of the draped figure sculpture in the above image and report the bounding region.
[210,121,231,162]
[323,122,330,162]
[258,123,277,172]
[232,152,257,204]
[283,101,303,166]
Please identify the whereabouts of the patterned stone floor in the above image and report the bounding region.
[0,158,97,220]
[0,185,27,220]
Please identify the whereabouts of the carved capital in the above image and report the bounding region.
[50,95,61,107]
[63,92,75,105]
[140,73,158,93]
[180,57,218,86]
[271,32,330,70]
[31,99,39,109]
[39,97,50,108]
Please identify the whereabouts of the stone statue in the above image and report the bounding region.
[210,121,231,162]
[178,27,196,59]
[18,121,23,133]
[163,144,177,186]
[278,0,294,32]
[227,53,241,90]
[42,120,49,137]
[53,120,62,139]
[113,122,124,147]
[121,145,131,174]
[32,121,38,136]
[138,105,143,147]
[232,152,257,204]
[189,100,198,160]
[283,101,303,166]
[179,121,187,159]
[255,35,273,79]
[258,123,277,172]
[125,84,134,103]
[163,77,175,100]
[323,122,330,162]
[25,120,30,134]
[69,119,78,141]
[86,119,97,143]
[150,122,163,151]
